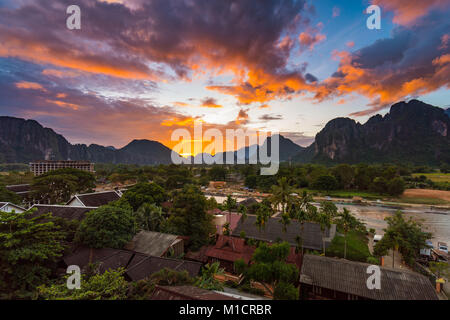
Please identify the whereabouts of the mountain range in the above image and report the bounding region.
[295,100,450,165]
[0,99,448,165]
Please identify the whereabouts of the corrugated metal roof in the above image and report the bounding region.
[232,215,333,251]
[300,255,438,300]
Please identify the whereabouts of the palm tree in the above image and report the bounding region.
[270,177,293,216]
[135,203,164,231]
[296,208,308,255]
[317,212,331,255]
[195,262,225,291]
[280,213,291,233]
[338,208,353,259]
[238,204,248,223]
[224,195,237,224]
[255,205,271,232]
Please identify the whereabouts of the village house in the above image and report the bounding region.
[66,190,122,207]
[62,247,202,281]
[0,202,26,213]
[125,230,185,258]
[204,235,255,273]
[299,254,439,300]
[232,215,336,252]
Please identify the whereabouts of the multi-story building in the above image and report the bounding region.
[29,160,94,176]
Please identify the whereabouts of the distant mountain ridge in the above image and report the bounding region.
[0,116,174,164]
[0,116,301,165]
[294,100,450,165]
[1,99,448,165]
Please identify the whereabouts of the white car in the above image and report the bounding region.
[373,234,383,243]
[437,242,448,254]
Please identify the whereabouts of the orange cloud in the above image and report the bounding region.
[372,0,448,26]
[15,81,45,91]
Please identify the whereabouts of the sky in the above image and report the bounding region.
[0,0,449,155]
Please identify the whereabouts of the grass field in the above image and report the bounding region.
[326,231,372,262]
[412,173,450,183]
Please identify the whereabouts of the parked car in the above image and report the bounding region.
[420,240,433,258]
[373,234,383,244]
[437,242,448,254]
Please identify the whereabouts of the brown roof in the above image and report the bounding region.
[63,247,202,281]
[300,255,438,300]
[124,231,180,257]
[126,253,202,281]
[29,205,95,221]
[233,215,335,251]
[185,246,209,263]
[205,235,255,264]
[71,191,121,207]
[6,184,31,194]
[151,285,239,300]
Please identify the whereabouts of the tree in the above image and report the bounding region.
[429,262,449,279]
[238,204,248,223]
[75,205,136,249]
[255,204,271,232]
[32,174,78,204]
[31,169,96,204]
[120,182,167,211]
[336,208,352,259]
[270,177,293,216]
[166,185,215,250]
[37,268,129,300]
[332,164,355,189]
[273,281,299,300]
[0,209,66,298]
[373,211,431,267]
[195,262,225,291]
[134,203,164,232]
[371,177,388,194]
[387,177,405,196]
[209,166,227,181]
[311,175,338,191]
[0,186,21,204]
[223,195,237,224]
[317,212,331,255]
[245,242,299,298]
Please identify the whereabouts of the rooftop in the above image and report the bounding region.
[124,230,181,257]
[300,254,438,300]
[68,190,121,207]
[28,204,96,221]
[232,215,335,251]
[63,247,202,281]
[151,285,239,300]
[205,235,255,264]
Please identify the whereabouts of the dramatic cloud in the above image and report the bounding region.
[0,0,316,106]
[298,23,326,52]
[372,0,448,26]
[316,11,450,115]
[200,97,222,108]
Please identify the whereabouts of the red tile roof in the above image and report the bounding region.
[205,235,255,264]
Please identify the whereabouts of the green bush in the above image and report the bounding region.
[273,281,298,300]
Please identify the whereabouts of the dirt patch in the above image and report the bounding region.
[403,189,450,202]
